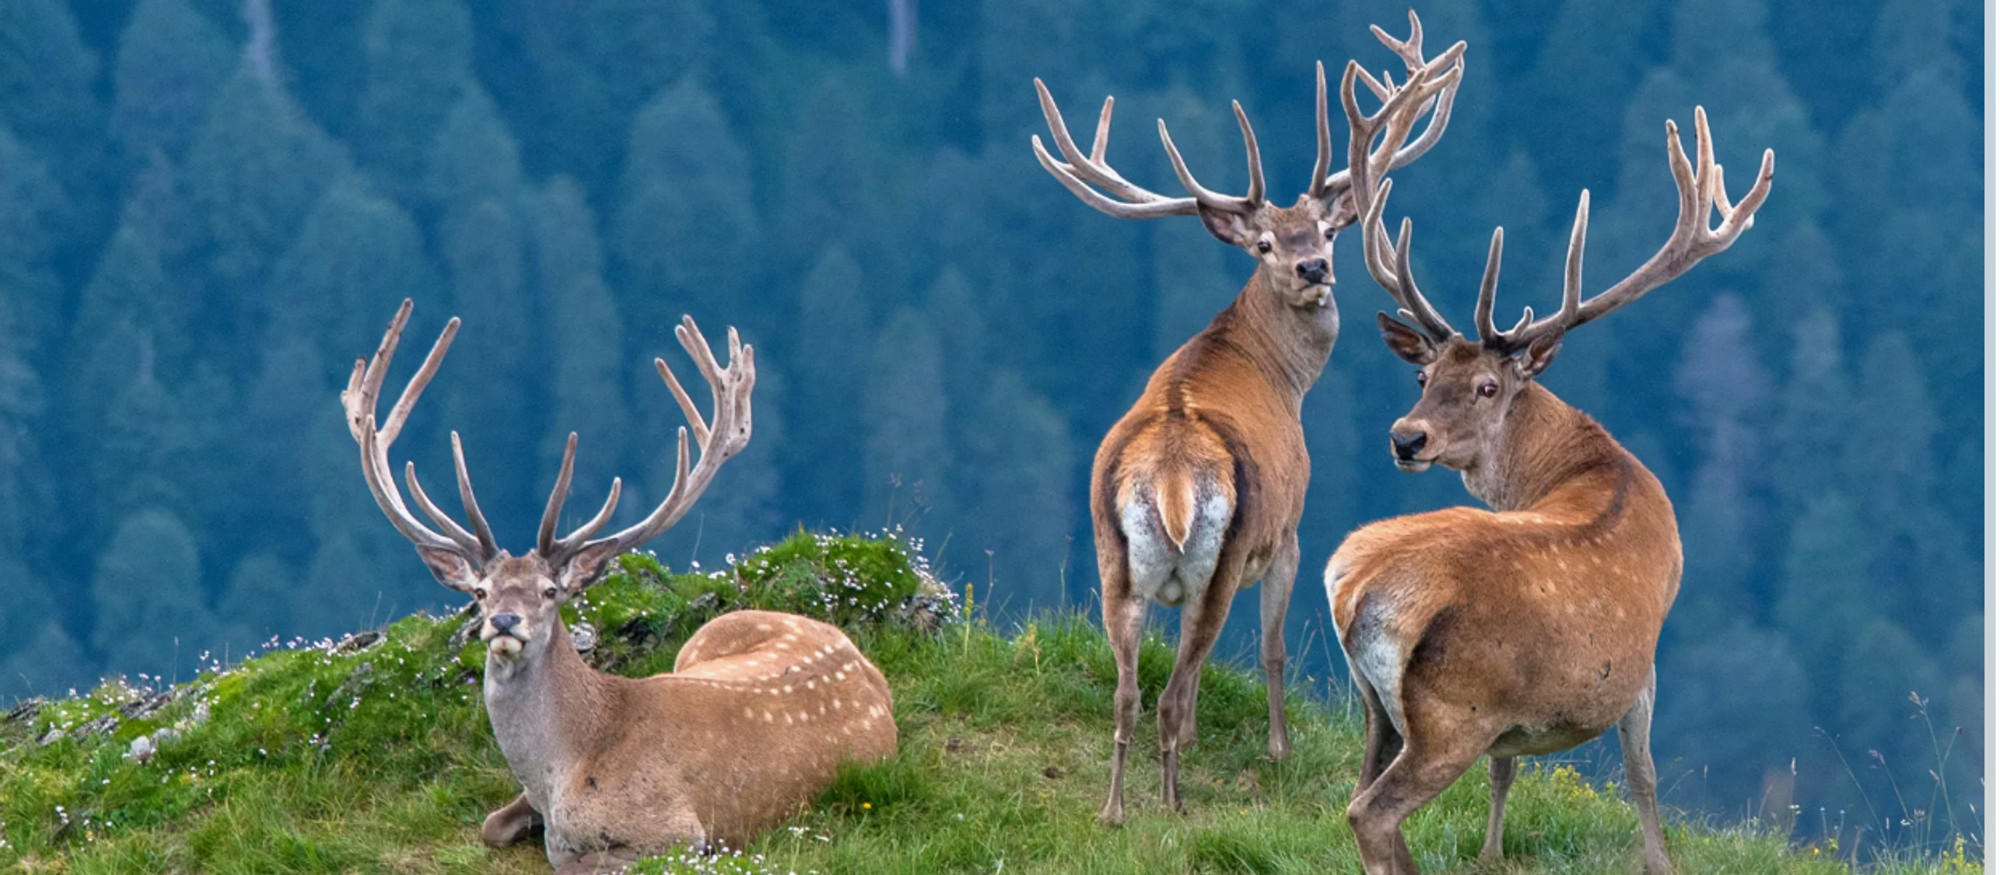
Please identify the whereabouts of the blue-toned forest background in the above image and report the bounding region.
[0,0,1980,835]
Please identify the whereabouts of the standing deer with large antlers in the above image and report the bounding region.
[1326,108,1773,874]
[1032,12,1464,822]
[342,301,896,874]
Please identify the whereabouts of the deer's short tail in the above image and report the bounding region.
[1154,466,1198,553]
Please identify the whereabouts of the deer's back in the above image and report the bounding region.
[1091,332,1310,585]
[568,611,895,850]
[1326,467,1679,748]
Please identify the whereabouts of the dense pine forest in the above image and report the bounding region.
[0,0,1980,845]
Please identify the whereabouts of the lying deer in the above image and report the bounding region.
[341,301,896,874]
[1326,108,1773,874]
[1031,12,1463,821]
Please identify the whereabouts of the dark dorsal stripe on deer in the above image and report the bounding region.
[342,301,895,875]
[1326,107,1773,875]
[1033,11,1466,823]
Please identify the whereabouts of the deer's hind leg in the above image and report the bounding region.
[1618,667,1671,874]
[1480,755,1517,862]
[1257,534,1300,760]
[1157,548,1246,813]
[1098,542,1147,826]
[480,792,543,848]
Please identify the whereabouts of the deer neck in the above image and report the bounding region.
[1215,266,1340,403]
[1463,383,1630,512]
[482,619,614,807]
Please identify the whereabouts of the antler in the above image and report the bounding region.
[1362,106,1775,352]
[341,299,497,584]
[1481,106,1776,353]
[562,316,755,564]
[1313,10,1466,216]
[1030,78,1264,219]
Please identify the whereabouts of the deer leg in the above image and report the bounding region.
[1619,667,1672,875]
[480,792,543,848]
[1099,583,1147,826]
[1158,555,1239,814]
[554,847,642,875]
[1353,676,1402,794]
[1480,756,1516,862]
[1347,713,1494,875]
[1258,536,1299,760]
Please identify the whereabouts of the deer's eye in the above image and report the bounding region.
[473,587,487,600]
[1415,371,1428,387]
[1323,227,1336,241]
[1478,381,1499,398]
[543,587,558,600]
[1256,239,1272,254]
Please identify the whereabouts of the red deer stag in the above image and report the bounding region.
[1327,107,1773,874]
[342,301,896,874]
[1032,12,1464,821]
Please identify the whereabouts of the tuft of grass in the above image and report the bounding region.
[0,532,1975,874]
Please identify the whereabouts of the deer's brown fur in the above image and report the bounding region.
[1328,106,1772,874]
[341,302,895,874]
[1036,12,1469,822]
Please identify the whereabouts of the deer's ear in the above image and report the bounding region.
[1377,312,1438,365]
[416,546,480,593]
[1196,204,1255,247]
[1514,332,1562,379]
[557,541,623,593]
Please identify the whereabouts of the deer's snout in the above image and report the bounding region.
[488,612,523,635]
[1389,421,1429,462]
[1295,257,1330,285]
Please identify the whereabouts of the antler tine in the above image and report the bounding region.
[450,432,498,557]
[554,476,622,556]
[343,301,495,577]
[1089,96,1113,163]
[585,317,756,558]
[1309,62,1333,199]
[1472,228,1537,347]
[1316,25,1465,209]
[1499,110,1775,352]
[538,432,579,555]
[398,458,470,542]
[1390,216,1458,343]
[1473,227,1502,344]
[535,430,630,562]
[1155,100,1267,215]
[1031,79,1201,219]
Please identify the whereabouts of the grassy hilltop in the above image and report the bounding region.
[0,532,1978,874]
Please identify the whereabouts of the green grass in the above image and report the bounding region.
[0,531,1978,874]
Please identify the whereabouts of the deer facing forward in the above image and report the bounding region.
[341,301,896,874]
[1032,12,1464,822]
[1327,107,1773,874]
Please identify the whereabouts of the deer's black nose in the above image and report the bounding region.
[489,612,521,632]
[1390,430,1427,460]
[1296,257,1330,284]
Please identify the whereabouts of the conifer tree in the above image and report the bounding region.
[425,87,522,232]
[184,66,347,307]
[354,0,473,202]
[960,370,1074,607]
[864,307,954,537]
[615,78,757,330]
[788,246,869,526]
[1670,294,1771,624]
[90,509,217,682]
[531,177,628,506]
[110,0,235,162]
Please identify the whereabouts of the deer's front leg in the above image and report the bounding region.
[481,792,544,848]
